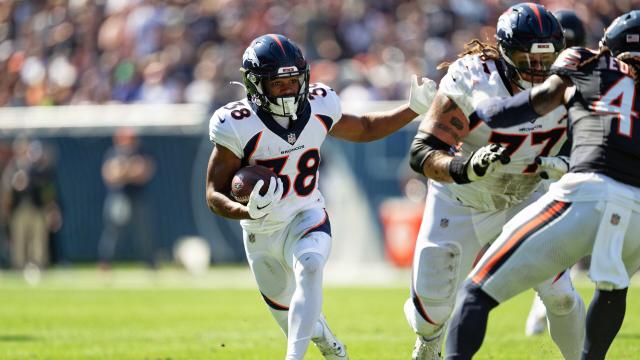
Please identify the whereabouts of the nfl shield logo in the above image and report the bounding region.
[611,213,621,225]
[248,234,256,243]
[440,218,449,228]
[287,133,297,144]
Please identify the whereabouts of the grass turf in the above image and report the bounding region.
[0,268,639,359]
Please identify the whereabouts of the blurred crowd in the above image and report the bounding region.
[0,0,636,108]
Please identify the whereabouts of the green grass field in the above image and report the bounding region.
[0,267,639,359]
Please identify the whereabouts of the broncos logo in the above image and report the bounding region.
[243,47,260,68]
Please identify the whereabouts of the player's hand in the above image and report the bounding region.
[536,155,569,180]
[466,143,510,181]
[458,67,503,109]
[246,177,284,219]
[409,75,437,114]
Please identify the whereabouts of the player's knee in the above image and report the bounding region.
[403,298,447,338]
[295,252,324,276]
[414,243,461,302]
[408,243,461,332]
[539,291,578,316]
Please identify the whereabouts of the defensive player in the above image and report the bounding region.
[405,3,585,359]
[446,10,640,360]
[205,34,436,360]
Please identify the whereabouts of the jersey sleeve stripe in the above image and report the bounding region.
[241,131,263,166]
[471,200,571,286]
[314,114,334,133]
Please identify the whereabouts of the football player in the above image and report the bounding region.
[405,3,585,359]
[205,34,436,360]
[445,10,640,360]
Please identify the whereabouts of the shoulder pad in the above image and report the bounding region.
[308,83,342,127]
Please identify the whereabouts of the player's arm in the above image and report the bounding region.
[205,144,252,220]
[329,76,436,142]
[329,104,419,142]
[409,90,469,182]
[474,74,573,128]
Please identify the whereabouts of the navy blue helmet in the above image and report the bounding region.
[554,10,586,48]
[241,34,310,119]
[496,3,565,88]
[602,10,640,59]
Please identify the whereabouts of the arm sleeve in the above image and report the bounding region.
[209,109,243,159]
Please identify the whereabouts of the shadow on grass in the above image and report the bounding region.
[0,335,39,342]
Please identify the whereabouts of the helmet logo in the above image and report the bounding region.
[243,48,260,67]
[278,66,298,74]
[627,34,640,43]
[531,43,555,53]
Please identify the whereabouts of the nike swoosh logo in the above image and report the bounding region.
[256,202,271,210]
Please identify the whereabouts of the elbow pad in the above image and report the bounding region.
[409,132,451,175]
[472,89,539,128]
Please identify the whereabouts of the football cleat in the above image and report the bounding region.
[312,315,348,359]
[525,295,548,336]
[412,334,442,360]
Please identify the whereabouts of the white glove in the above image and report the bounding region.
[409,74,438,114]
[458,68,503,109]
[536,155,570,180]
[246,177,284,219]
[466,143,510,181]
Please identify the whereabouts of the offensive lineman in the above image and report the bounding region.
[206,34,436,360]
[405,3,585,359]
[446,10,640,360]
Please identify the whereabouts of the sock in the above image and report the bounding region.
[582,288,627,360]
[445,281,498,360]
[285,252,325,360]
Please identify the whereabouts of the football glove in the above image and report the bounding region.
[536,155,570,180]
[458,68,503,109]
[409,75,437,114]
[247,177,283,219]
[466,143,510,181]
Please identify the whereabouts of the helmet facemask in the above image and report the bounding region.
[500,45,560,89]
[242,66,310,120]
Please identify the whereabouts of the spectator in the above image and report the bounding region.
[98,127,156,269]
[0,1,630,108]
[2,137,60,270]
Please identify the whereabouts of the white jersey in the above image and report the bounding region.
[209,83,341,233]
[439,55,568,211]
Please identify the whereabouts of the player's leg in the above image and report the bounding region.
[535,271,586,360]
[284,208,346,360]
[583,207,640,359]
[445,197,597,359]
[243,229,296,336]
[582,287,627,359]
[525,294,547,336]
[286,233,329,359]
[405,187,486,359]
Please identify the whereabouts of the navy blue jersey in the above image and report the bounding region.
[551,47,640,187]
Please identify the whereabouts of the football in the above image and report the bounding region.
[230,165,277,204]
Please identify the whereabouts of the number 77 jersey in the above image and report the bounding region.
[209,83,342,233]
[438,54,568,211]
[551,47,640,187]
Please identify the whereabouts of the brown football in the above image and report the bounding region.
[230,165,277,204]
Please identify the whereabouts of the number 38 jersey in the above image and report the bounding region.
[551,47,640,187]
[439,54,568,211]
[209,83,341,233]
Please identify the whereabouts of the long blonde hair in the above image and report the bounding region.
[437,39,501,70]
